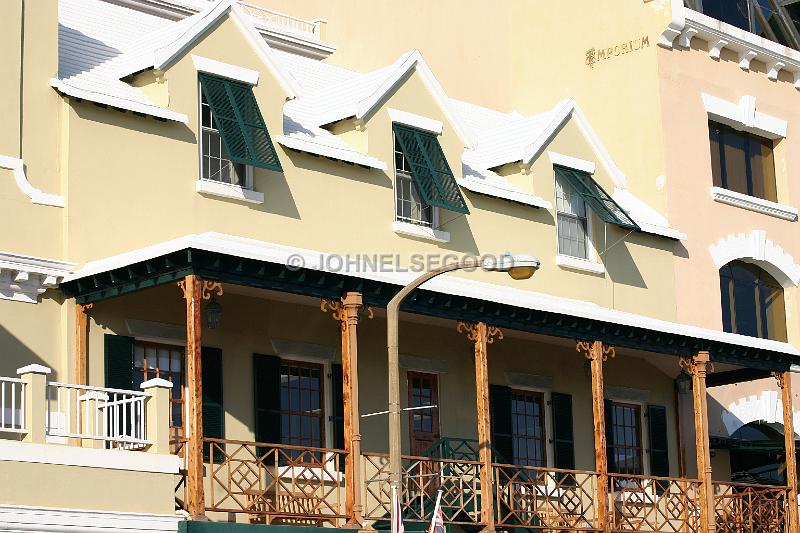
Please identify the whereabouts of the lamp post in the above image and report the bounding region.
[385,253,540,514]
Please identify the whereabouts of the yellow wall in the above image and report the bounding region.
[84,285,680,476]
[0,459,175,514]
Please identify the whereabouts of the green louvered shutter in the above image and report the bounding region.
[648,405,670,477]
[393,123,469,214]
[253,354,282,456]
[489,384,514,464]
[554,165,639,230]
[202,347,224,462]
[551,393,575,471]
[605,399,617,473]
[331,363,345,450]
[199,73,282,171]
[104,334,134,390]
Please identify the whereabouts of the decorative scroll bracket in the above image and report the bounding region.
[576,340,616,362]
[457,321,504,345]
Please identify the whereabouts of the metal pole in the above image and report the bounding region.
[386,260,480,520]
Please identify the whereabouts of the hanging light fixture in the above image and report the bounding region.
[204,295,223,330]
[675,371,692,394]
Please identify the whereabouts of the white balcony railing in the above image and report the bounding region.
[238,2,324,38]
[47,382,149,449]
[0,377,26,434]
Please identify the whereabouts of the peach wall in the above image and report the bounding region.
[657,40,800,343]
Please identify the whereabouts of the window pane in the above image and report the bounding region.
[760,281,788,342]
[720,276,733,333]
[701,0,750,31]
[721,129,748,195]
[709,125,724,188]
[395,137,433,227]
[749,137,777,202]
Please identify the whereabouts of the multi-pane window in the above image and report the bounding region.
[133,342,185,440]
[408,372,440,456]
[200,92,249,187]
[608,402,643,476]
[720,260,787,342]
[696,0,800,50]
[395,135,434,226]
[709,122,777,201]
[279,360,324,449]
[555,171,589,259]
[511,390,547,468]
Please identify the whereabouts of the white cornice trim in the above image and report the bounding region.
[0,251,74,304]
[191,55,259,84]
[0,156,64,207]
[196,179,265,204]
[392,221,450,243]
[0,505,182,533]
[661,5,800,89]
[63,231,800,358]
[710,186,798,221]
[50,78,189,124]
[455,175,551,209]
[0,441,180,474]
[547,151,596,174]
[387,108,443,134]
[702,94,787,139]
[520,99,576,169]
[276,134,387,170]
[709,229,800,287]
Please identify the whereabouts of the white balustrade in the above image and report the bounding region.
[47,382,149,449]
[238,2,321,36]
[0,377,26,434]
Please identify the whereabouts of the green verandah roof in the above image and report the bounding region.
[199,73,282,172]
[554,164,639,230]
[393,123,469,214]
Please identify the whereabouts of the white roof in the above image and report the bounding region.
[56,0,684,238]
[63,231,800,360]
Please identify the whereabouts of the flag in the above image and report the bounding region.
[427,490,445,533]
[391,485,404,533]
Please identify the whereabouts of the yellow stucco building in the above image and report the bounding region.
[1,1,799,532]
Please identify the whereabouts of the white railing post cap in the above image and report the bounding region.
[17,364,52,375]
[140,377,174,390]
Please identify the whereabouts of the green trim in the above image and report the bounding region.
[393,123,469,214]
[199,73,282,171]
[59,247,800,372]
[554,165,639,230]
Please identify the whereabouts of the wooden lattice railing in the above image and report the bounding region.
[713,481,788,533]
[176,438,347,524]
[609,473,701,532]
[362,451,484,526]
[494,463,601,531]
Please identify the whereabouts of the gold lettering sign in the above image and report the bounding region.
[586,35,650,68]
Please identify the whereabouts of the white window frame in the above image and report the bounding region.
[552,168,602,273]
[392,130,442,235]
[196,82,263,204]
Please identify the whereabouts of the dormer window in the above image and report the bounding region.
[201,92,251,188]
[394,135,435,226]
[197,72,282,176]
[391,123,469,228]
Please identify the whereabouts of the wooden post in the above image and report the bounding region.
[458,321,502,533]
[74,303,93,386]
[322,293,371,528]
[775,371,799,533]
[680,351,715,533]
[578,340,613,533]
[182,275,205,519]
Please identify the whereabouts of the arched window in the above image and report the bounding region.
[719,261,787,342]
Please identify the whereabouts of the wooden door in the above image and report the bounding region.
[408,371,440,456]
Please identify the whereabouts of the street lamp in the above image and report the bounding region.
[385,253,540,509]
